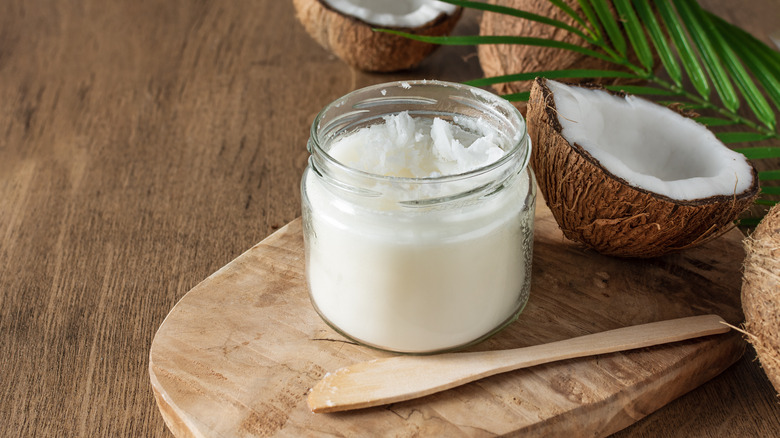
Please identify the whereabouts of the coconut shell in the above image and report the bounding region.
[478,0,646,113]
[526,78,760,258]
[741,203,780,396]
[293,0,462,72]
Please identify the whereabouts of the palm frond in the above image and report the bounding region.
[464,69,640,87]
[694,116,740,127]
[589,0,627,56]
[394,0,780,217]
[614,0,653,70]
[738,217,762,227]
[717,132,775,144]
[733,147,780,160]
[632,0,681,85]
[502,91,531,102]
[374,30,615,62]
[575,0,604,42]
[759,170,780,181]
[654,0,711,98]
[708,13,780,113]
[439,0,589,40]
[672,0,739,111]
[548,0,594,36]
[697,9,776,128]
[603,84,683,96]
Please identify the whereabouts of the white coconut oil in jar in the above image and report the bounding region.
[301,80,535,354]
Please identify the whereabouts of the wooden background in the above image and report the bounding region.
[1,0,778,436]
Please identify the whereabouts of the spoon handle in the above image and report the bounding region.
[307,314,729,413]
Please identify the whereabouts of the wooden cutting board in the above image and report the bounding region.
[149,202,746,437]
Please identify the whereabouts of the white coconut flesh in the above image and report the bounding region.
[322,0,457,27]
[546,79,755,201]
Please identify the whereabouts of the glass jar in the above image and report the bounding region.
[301,80,535,354]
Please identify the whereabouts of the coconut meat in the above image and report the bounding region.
[546,80,755,201]
[321,0,457,28]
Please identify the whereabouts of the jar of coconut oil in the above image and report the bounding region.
[301,80,535,354]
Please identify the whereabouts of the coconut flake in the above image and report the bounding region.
[546,80,755,201]
[327,111,505,178]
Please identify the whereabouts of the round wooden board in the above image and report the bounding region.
[149,203,745,437]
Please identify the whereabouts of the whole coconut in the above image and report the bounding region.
[478,0,645,112]
[742,203,780,395]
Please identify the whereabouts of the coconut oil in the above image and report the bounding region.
[302,80,535,353]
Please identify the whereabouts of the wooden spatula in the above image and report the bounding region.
[308,314,729,413]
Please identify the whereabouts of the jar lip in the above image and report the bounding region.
[310,80,530,184]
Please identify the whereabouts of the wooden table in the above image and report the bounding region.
[2,1,778,436]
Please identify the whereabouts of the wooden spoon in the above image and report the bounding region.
[308,314,729,413]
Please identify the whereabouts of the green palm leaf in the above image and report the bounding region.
[502,91,531,102]
[604,84,683,96]
[672,0,740,111]
[717,132,775,144]
[374,31,615,63]
[576,0,604,41]
[422,0,779,136]
[654,0,710,98]
[464,69,640,87]
[708,13,780,113]
[694,116,740,127]
[548,0,594,37]
[733,147,780,160]
[656,101,709,109]
[440,0,589,40]
[697,13,776,128]
[394,0,780,217]
[738,217,762,227]
[589,0,627,56]
[614,0,653,71]
[632,0,681,84]
[758,170,780,181]
[759,170,780,181]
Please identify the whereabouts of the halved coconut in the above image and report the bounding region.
[527,78,759,257]
[741,203,780,395]
[293,0,462,72]
[478,0,647,113]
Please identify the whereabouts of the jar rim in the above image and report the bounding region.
[309,80,530,184]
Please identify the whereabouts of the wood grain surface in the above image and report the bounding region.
[2,0,779,436]
[149,204,746,437]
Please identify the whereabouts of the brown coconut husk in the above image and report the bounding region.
[293,0,462,72]
[741,203,780,396]
[526,78,760,258]
[478,0,647,113]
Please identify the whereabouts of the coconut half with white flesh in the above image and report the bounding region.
[293,0,462,72]
[527,78,759,257]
